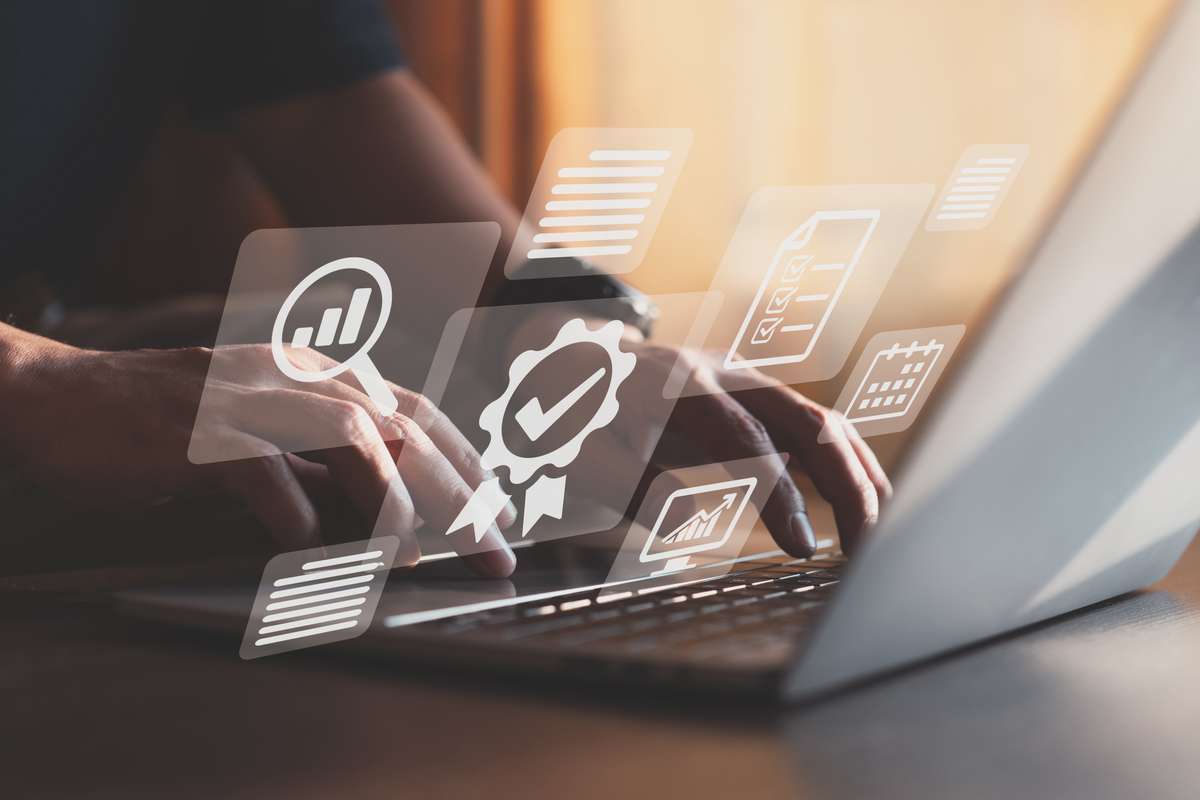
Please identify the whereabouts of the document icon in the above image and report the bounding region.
[926,144,1029,231]
[726,210,880,371]
[239,537,399,659]
[504,128,693,278]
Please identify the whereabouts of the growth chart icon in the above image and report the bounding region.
[640,477,757,576]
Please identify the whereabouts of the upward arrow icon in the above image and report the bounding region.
[661,493,739,544]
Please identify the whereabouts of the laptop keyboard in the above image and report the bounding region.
[416,554,845,668]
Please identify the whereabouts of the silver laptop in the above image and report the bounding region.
[119,1,1200,701]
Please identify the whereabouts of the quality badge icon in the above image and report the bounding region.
[447,317,636,540]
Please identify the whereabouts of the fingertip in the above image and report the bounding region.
[787,511,817,557]
[393,535,422,568]
[466,541,517,578]
[833,508,866,558]
[497,498,519,530]
[483,545,518,578]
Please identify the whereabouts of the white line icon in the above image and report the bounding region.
[240,537,399,659]
[845,339,944,424]
[530,151,667,260]
[639,477,757,576]
[448,318,636,540]
[822,325,966,442]
[925,144,1029,231]
[271,257,398,415]
[505,129,692,277]
[726,210,879,371]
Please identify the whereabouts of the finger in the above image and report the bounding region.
[388,415,516,578]
[233,389,422,566]
[386,388,518,531]
[672,375,816,558]
[285,455,382,538]
[322,368,516,531]
[217,430,321,551]
[285,455,334,501]
[728,380,879,555]
[569,428,697,522]
[842,414,894,505]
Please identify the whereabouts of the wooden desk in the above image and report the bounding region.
[8,533,1200,799]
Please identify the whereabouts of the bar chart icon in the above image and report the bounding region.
[289,287,374,349]
[240,537,399,659]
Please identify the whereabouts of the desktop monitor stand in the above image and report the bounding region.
[649,555,694,577]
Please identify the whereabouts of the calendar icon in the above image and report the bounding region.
[846,339,943,423]
[825,325,966,440]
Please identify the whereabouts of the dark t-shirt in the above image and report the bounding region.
[0,0,403,295]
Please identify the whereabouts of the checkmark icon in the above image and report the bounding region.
[766,286,797,315]
[514,367,608,441]
[782,255,813,283]
[751,317,783,345]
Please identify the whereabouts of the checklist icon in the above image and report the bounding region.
[727,209,879,370]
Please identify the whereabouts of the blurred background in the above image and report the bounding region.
[92,0,1170,304]
[10,0,1178,575]
[87,0,1173,446]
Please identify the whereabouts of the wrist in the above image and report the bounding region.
[0,324,82,432]
[504,308,644,365]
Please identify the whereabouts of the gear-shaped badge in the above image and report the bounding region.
[448,317,636,540]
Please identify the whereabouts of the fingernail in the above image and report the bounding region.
[789,512,817,555]
[395,536,422,568]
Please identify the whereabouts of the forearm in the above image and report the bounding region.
[233,70,529,310]
[0,323,63,394]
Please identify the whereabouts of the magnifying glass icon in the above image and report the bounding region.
[271,256,399,416]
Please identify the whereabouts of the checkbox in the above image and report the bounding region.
[766,286,797,315]
[782,255,813,283]
[751,317,783,344]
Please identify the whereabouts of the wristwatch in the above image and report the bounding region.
[491,257,658,339]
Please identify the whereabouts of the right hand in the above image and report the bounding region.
[0,326,517,576]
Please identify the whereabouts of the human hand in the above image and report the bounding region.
[503,314,891,556]
[0,328,517,575]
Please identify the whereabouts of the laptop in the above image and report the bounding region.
[119,1,1200,701]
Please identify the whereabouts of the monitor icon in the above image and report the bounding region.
[639,477,758,576]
